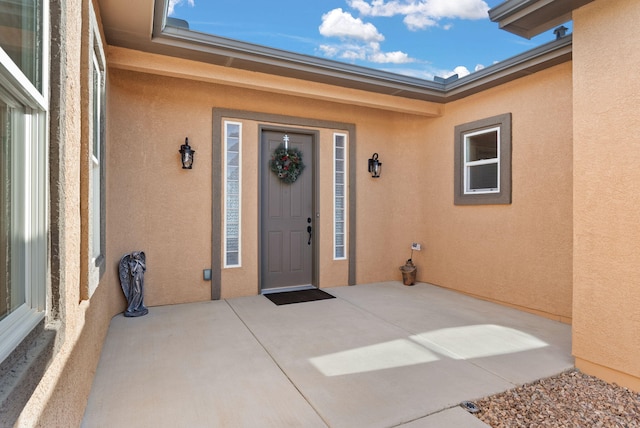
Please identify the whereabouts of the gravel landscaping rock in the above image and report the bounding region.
[473,369,640,427]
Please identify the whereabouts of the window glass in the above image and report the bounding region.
[0,0,43,92]
[468,163,498,191]
[91,51,102,262]
[464,127,500,194]
[0,98,24,321]
[224,122,241,267]
[466,131,498,162]
[83,7,106,300]
[454,114,511,205]
[334,133,347,260]
[0,0,47,364]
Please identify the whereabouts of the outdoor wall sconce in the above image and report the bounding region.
[368,153,382,178]
[179,137,195,169]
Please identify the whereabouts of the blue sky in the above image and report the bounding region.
[167,0,571,81]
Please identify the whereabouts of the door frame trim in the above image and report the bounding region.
[212,109,356,300]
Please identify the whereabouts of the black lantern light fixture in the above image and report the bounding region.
[368,152,382,178]
[179,137,195,169]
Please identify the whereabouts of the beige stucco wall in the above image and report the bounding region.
[417,63,574,321]
[15,0,126,426]
[572,0,640,391]
[106,67,415,304]
[105,53,573,323]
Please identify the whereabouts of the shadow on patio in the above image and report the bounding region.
[81,282,573,427]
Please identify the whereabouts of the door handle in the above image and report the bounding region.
[307,225,312,245]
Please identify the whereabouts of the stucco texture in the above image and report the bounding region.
[107,68,397,303]
[419,63,574,321]
[106,55,573,323]
[16,1,124,426]
[572,0,640,389]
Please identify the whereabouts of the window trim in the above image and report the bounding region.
[91,36,106,270]
[0,88,48,365]
[333,132,348,260]
[83,4,107,299]
[0,0,49,364]
[463,126,501,195]
[454,113,512,205]
[223,121,242,268]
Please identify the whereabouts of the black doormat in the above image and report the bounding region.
[264,289,335,306]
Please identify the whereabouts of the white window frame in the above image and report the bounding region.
[223,121,242,268]
[0,0,49,364]
[463,126,501,195]
[90,51,102,260]
[333,133,348,260]
[87,7,106,297]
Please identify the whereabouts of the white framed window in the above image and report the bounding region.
[334,133,347,260]
[0,0,49,364]
[224,121,241,268]
[454,113,511,205]
[87,8,106,297]
[464,127,500,194]
[91,52,102,261]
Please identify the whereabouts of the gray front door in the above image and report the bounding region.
[261,130,314,292]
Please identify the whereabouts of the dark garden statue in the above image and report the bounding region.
[118,251,149,317]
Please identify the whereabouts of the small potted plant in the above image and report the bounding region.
[400,243,421,286]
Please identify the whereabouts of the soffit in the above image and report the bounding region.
[96,0,572,106]
[489,0,595,39]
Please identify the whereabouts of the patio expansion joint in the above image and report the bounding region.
[224,299,331,427]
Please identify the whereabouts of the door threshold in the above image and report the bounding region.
[261,285,316,295]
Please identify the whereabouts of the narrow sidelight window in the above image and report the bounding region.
[224,121,242,267]
[334,133,347,260]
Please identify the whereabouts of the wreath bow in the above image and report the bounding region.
[270,144,305,184]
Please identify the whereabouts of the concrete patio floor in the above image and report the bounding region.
[81,282,573,427]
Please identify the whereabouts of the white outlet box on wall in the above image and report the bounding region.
[411,243,421,251]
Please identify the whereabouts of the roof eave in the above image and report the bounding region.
[152,23,572,104]
[444,34,572,101]
[97,0,573,105]
[489,0,595,39]
[153,24,447,102]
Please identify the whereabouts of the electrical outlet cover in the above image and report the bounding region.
[411,243,421,251]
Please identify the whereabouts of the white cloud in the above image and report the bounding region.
[474,64,485,72]
[348,0,403,17]
[369,50,413,64]
[319,8,384,42]
[341,49,368,61]
[319,8,414,65]
[168,0,194,16]
[318,40,414,64]
[319,45,340,58]
[418,0,490,20]
[347,0,489,30]
[403,14,437,31]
